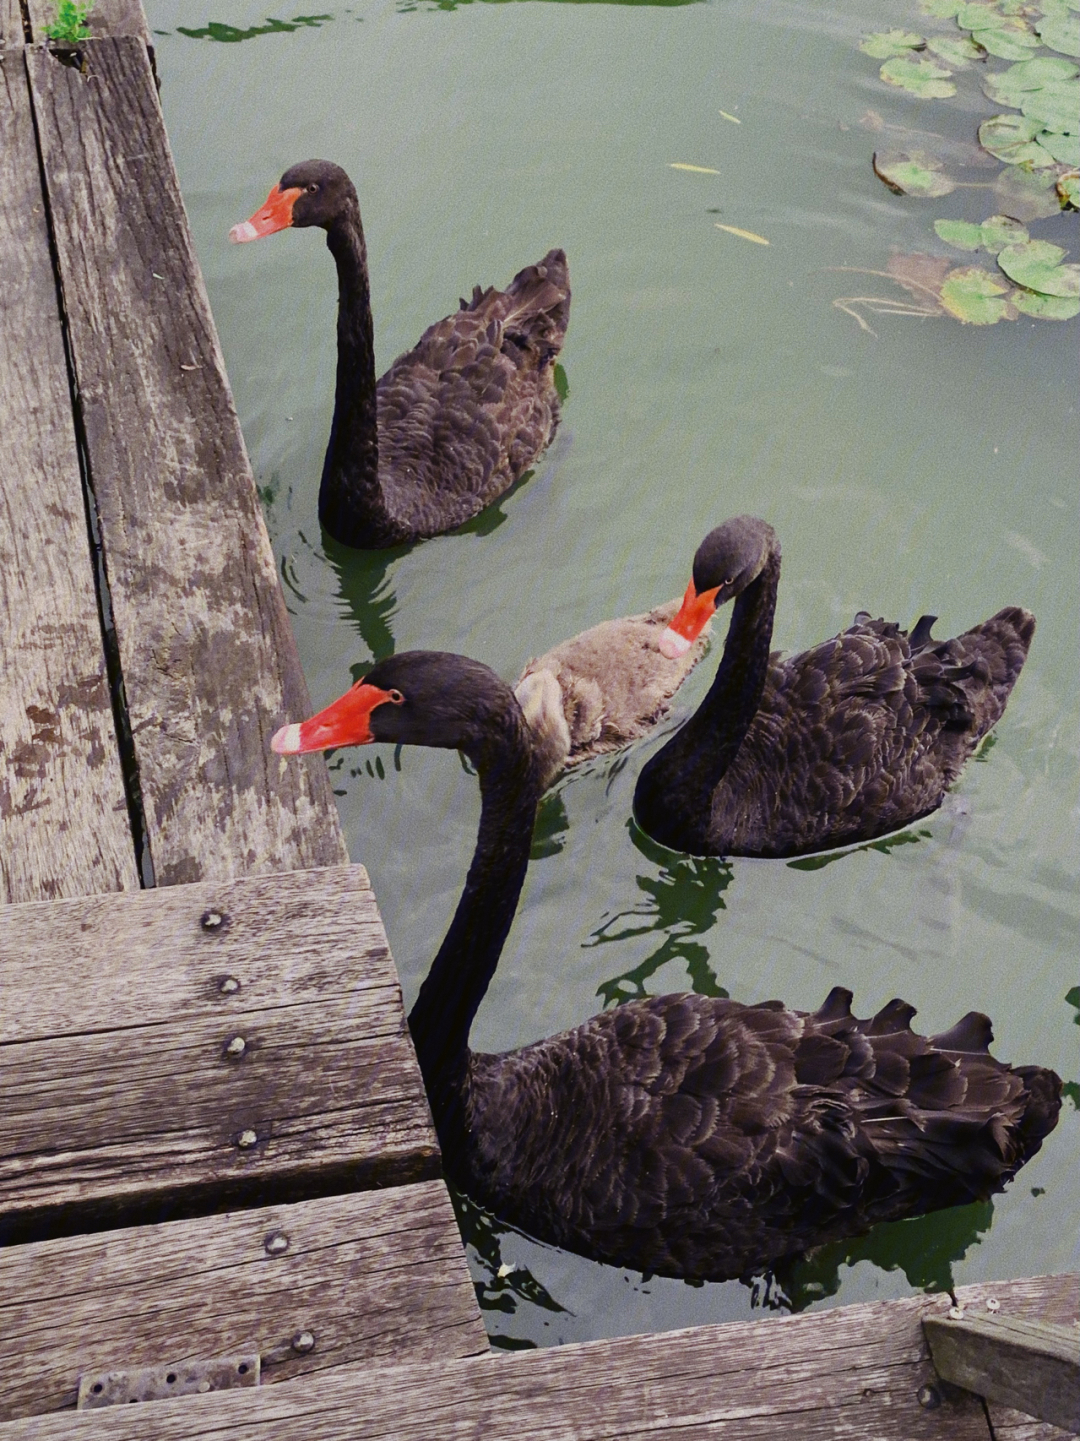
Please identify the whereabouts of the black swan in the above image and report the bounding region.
[270,651,1058,1283]
[634,516,1035,859]
[230,160,570,548]
[514,597,712,791]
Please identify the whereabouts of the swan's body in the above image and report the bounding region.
[635,517,1035,858]
[514,598,711,790]
[272,652,1058,1283]
[231,161,569,548]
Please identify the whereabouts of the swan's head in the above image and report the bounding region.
[659,516,778,660]
[514,669,571,791]
[230,160,357,243]
[272,652,528,764]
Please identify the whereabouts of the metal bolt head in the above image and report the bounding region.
[225,1036,246,1058]
[291,1330,315,1355]
[219,976,240,995]
[948,1305,965,1320]
[917,1384,942,1410]
[237,1129,258,1149]
[264,1232,289,1257]
[986,1297,1000,1312]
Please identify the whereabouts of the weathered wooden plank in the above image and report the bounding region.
[0,867,440,1243]
[0,0,24,48]
[924,1314,1078,1432]
[25,36,347,887]
[954,1276,1080,1441]
[0,55,137,904]
[22,1278,1078,1441]
[25,0,151,45]
[0,1182,487,1421]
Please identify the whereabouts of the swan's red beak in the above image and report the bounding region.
[659,579,721,659]
[229,184,303,244]
[271,681,400,755]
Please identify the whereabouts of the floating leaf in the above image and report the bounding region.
[933,214,1029,250]
[714,223,770,244]
[926,34,986,64]
[992,164,1063,219]
[974,25,1043,58]
[861,28,925,57]
[1058,169,1080,207]
[1011,288,1080,316]
[957,1,1009,28]
[939,265,1015,322]
[874,149,957,196]
[997,238,1080,294]
[1020,83,1080,133]
[880,55,958,96]
[1036,128,1080,163]
[933,219,988,249]
[979,112,1056,164]
[983,55,1078,107]
[1037,12,1080,54]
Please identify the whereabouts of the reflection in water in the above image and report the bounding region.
[785,827,932,873]
[1064,986,1080,1112]
[768,1200,994,1312]
[175,15,332,41]
[532,790,569,860]
[586,820,733,1007]
[451,1187,565,1351]
[322,533,406,666]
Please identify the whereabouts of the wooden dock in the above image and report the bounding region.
[0,3,1076,1437]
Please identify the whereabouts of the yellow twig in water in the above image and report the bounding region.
[825,266,945,305]
[718,110,741,124]
[670,163,721,174]
[715,223,770,245]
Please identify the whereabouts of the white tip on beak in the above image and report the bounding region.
[659,628,692,660]
[271,722,303,754]
[229,220,259,244]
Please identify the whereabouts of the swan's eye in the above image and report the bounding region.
[388,689,405,704]
[307,182,319,194]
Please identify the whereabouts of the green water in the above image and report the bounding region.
[149,0,1078,1345]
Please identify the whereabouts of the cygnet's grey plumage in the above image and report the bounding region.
[515,599,711,789]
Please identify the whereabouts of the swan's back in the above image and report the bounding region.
[375,250,570,536]
[709,606,1035,857]
[459,986,1058,1282]
[516,599,711,786]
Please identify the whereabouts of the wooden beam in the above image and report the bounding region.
[24,0,152,45]
[0,55,138,904]
[24,35,347,888]
[0,1181,487,1422]
[0,0,24,47]
[0,867,440,1244]
[924,1311,1078,1433]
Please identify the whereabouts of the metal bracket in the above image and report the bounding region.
[77,1354,260,1409]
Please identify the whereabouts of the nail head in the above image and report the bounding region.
[237,1129,258,1149]
[291,1330,315,1355]
[226,1035,246,1057]
[264,1232,290,1257]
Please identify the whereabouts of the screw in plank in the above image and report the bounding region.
[291,1331,316,1355]
[917,1385,942,1410]
[986,1296,1000,1312]
[237,1129,258,1149]
[219,976,241,995]
[264,1232,290,1257]
[948,1305,965,1319]
[225,1036,247,1059]
[201,909,228,931]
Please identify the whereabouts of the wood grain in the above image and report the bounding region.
[0,56,137,904]
[11,1277,1075,1441]
[0,867,441,1243]
[924,1314,1078,1432]
[25,0,151,45]
[25,36,347,888]
[0,1182,487,1421]
[0,0,24,48]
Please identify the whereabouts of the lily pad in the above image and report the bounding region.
[1011,288,1080,317]
[873,149,957,196]
[880,55,958,96]
[974,25,1043,58]
[983,55,1079,107]
[979,112,1057,164]
[939,265,1015,322]
[1036,129,1080,163]
[992,164,1064,219]
[1037,12,1080,54]
[861,29,925,58]
[997,238,1080,294]
[1058,169,1080,207]
[957,2,1009,28]
[1020,83,1080,134]
[934,214,1030,250]
[926,34,986,65]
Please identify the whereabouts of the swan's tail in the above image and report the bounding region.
[461,248,571,358]
[800,988,1061,1218]
[899,606,1034,739]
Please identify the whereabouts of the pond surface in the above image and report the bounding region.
[149,0,1078,1346]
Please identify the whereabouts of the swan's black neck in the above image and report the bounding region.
[635,545,780,852]
[318,207,391,546]
[407,710,541,1151]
